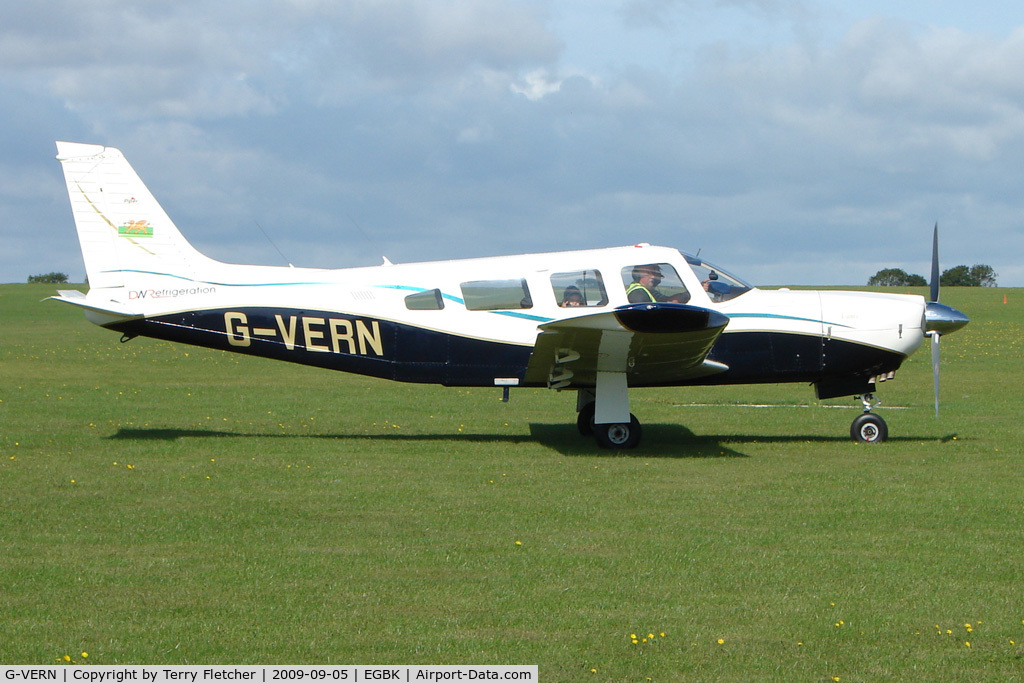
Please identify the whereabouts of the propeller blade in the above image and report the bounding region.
[930,223,940,303]
[931,332,941,417]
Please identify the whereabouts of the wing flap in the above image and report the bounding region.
[526,303,729,388]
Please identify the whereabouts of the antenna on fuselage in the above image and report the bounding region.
[345,211,392,266]
[255,221,294,268]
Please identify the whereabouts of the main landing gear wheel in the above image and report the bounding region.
[850,413,888,443]
[577,403,596,436]
[594,414,642,450]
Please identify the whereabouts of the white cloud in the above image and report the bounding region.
[0,0,561,119]
[510,69,563,100]
[456,124,494,144]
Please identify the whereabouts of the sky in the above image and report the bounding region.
[2,0,1023,286]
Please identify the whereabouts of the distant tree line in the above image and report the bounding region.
[940,264,998,287]
[27,272,69,284]
[868,265,997,287]
[868,268,927,286]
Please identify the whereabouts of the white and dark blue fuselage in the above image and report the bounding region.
[78,245,925,397]
[51,142,966,448]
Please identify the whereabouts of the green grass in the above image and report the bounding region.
[3,283,1024,680]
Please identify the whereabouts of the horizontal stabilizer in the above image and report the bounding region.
[47,290,142,324]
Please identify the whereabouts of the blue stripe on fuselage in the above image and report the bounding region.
[725,312,851,328]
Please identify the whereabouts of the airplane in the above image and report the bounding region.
[49,141,970,449]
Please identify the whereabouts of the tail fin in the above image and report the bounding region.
[56,142,219,290]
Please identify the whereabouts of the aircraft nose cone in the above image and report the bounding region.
[925,301,969,336]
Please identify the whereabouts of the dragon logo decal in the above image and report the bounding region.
[118,220,153,238]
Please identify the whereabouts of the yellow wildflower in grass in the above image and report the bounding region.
[81,652,88,658]
[717,638,725,645]
[515,540,522,546]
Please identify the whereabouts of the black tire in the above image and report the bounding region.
[577,402,596,436]
[850,413,888,443]
[594,414,642,449]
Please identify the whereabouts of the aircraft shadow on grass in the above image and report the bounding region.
[106,425,959,458]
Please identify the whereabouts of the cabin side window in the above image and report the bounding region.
[620,263,691,304]
[551,270,608,308]
[460,279,534,310]
[404,288,445,310]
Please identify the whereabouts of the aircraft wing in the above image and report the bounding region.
[525,303,730,388]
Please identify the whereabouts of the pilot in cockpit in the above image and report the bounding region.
[626,264,689,304]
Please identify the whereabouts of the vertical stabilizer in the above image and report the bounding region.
[55,142,218,290]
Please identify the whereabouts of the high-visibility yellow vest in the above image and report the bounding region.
[626,281,656,302]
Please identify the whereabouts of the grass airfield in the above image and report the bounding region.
[2,283,1023,680]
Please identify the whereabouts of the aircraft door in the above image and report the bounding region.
[738,290,825,381]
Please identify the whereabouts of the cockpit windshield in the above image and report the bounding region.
[681,252,753,303]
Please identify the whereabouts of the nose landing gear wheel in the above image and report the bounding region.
[594,414,642,449]
[851,413,888,443]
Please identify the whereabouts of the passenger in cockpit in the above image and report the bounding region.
[560,286,584,307]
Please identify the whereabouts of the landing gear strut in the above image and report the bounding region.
[850,393,888,443]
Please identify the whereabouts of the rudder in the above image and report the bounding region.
[56,142,217,290]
